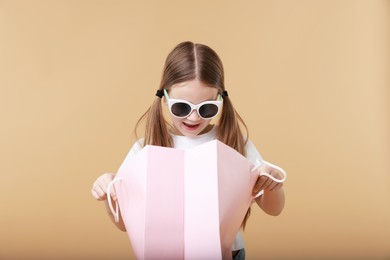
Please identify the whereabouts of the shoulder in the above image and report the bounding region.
[128,138,144,157]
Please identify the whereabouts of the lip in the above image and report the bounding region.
[182,122,201,132]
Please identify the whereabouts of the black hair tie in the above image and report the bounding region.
[155,90,164,98]
[221,90,229,98]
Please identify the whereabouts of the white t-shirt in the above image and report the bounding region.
[127,125,263,251]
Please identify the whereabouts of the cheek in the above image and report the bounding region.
[202,119,212,126]
[169,114,178,122]
[169,115,183,127]
[197,119,212,132]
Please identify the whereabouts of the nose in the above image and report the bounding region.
[186,109,201,121]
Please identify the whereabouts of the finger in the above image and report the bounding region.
[270,170,283,181]
[91,188,107,201]
[95,180,108,195]
[270,182,283,191]
[94,184,107,200]
[258,176,273,191]
[252,176,264,194]
[101,180,118,201]
[267,181,278,191]
[252,177,261,194]
[91,189,100,200]
[101,174,118,200]
[253,176,267,195]
[103,180,118,201]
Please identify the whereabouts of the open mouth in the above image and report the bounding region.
[183,122,200,131]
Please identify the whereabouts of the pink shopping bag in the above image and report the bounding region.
[107,140,261,260]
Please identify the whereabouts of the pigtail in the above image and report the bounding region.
[217,96,248,156]
[217,96,251,229]
[135,95,173,148]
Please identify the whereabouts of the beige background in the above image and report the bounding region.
[1,0,389,259]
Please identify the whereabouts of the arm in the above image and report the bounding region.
[91,173,127,231]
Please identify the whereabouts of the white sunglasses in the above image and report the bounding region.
[164,89,222,119]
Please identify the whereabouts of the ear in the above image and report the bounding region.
[162,96,167,105]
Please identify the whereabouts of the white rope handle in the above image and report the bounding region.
[107,177,123,223]
[251,159,287,198]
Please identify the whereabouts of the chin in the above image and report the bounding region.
[180,130,201,137]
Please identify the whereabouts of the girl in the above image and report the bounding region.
[91,41,285,260]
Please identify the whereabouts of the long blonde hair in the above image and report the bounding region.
[135,41,252,227]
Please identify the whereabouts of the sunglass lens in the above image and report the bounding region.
[199,104,219,118]
[171,102,191,117]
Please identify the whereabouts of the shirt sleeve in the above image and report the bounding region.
[125,138,144,159]
[245,139,263,165]
[245,139,265,198]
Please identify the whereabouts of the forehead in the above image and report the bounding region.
[169,80,218,103]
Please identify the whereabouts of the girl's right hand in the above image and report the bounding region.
[91,173,117,202]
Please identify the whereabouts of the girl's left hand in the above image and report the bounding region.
[252,164,284,196]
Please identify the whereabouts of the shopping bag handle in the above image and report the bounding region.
[107,177,122,223]
[251,159,287,198]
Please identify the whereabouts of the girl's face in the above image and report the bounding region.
[166,80,219,137]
